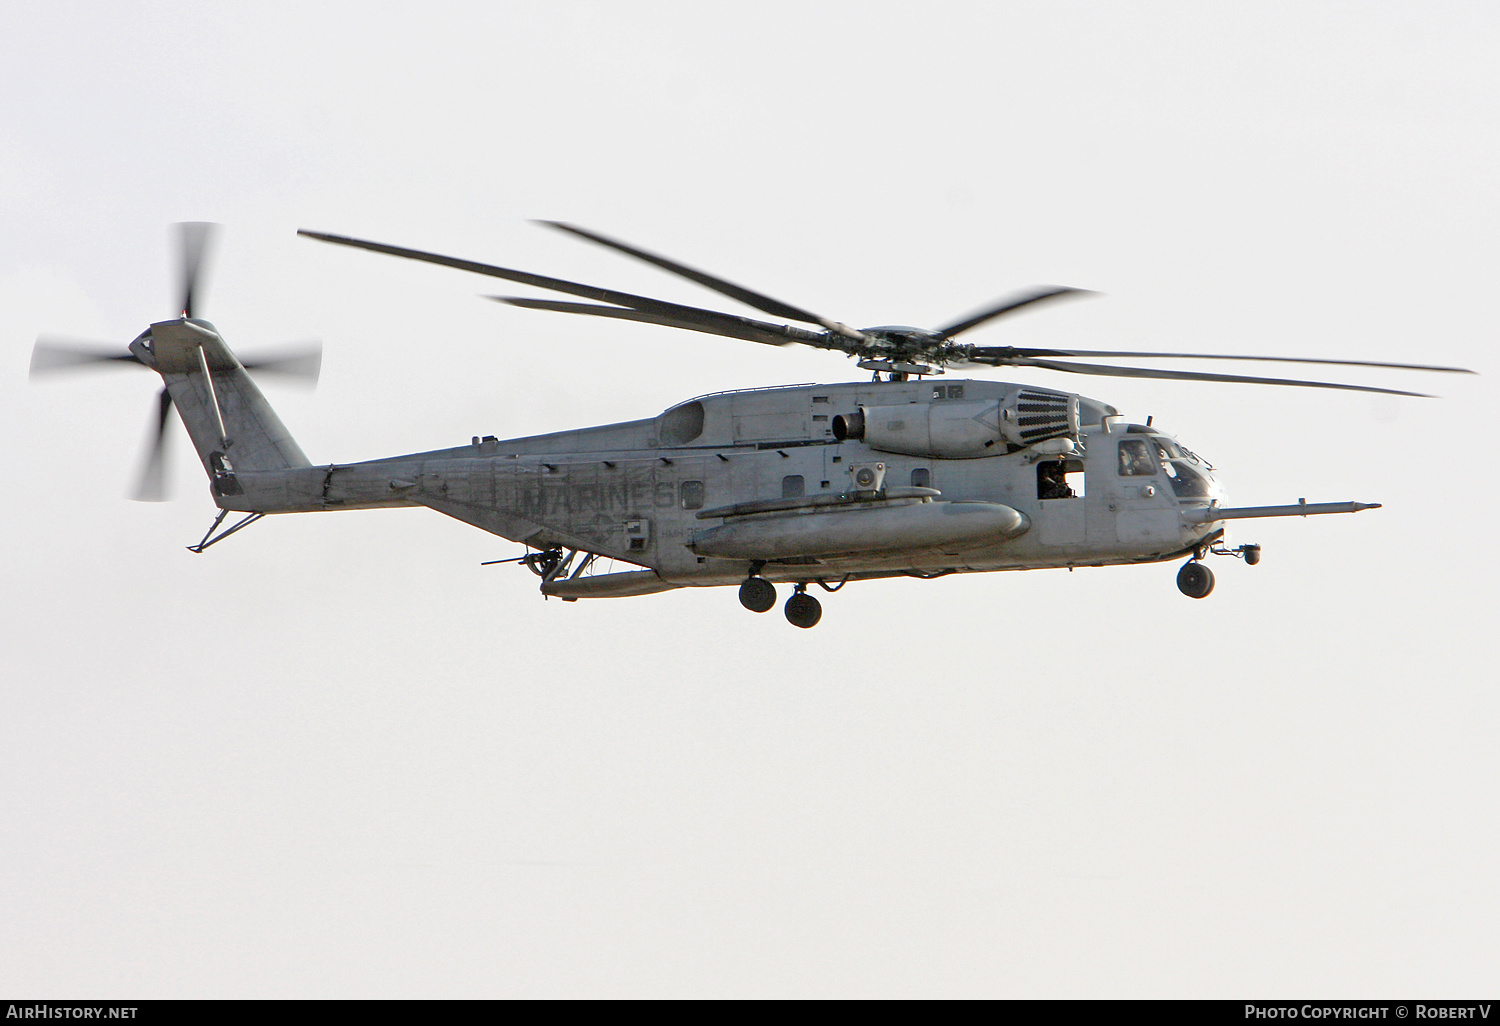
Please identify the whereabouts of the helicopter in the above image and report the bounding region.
[30,222,1475,628]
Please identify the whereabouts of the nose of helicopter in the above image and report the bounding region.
[1199,464,1227,507]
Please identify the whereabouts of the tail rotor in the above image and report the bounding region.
[30,223,321,501]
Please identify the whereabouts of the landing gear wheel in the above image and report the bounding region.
[1176,561,1215,599]
[784,591,822,628]
[738,577,776,613]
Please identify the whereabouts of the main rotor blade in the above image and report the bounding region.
[935,287,1093,339]
[537,221,866,341]
[964,345,1476,375]
[132,388,174,502]
[241,342,323,385]
[30,337,144,378]
[985,356,1433,396]
[490,297,833,349]
[177,222,218,319]
[299,229,776,328]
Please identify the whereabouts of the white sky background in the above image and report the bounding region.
[1,1,1496,998]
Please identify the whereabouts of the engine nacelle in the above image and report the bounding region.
[832,390,1079,459]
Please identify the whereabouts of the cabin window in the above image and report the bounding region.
[680,480,704,510]
[932,384,965,400]
[782,475,805,498]
[1038,460,1086,499]
[1037,461,1069,499]
[1118,439,1157,476]
[911,468,931,488]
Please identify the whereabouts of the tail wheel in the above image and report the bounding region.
[1176,561,1215,599]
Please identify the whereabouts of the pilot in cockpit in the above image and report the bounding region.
[1117,438,1158,477]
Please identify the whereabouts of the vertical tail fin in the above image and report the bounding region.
[136,318,310,500]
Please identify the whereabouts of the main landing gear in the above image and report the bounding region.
[1175,541,1263,599]
[738,569,838,628]
[738,575,776,613]
[784,586,822,629]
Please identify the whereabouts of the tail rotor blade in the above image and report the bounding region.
[30,337,144,378]
[132,388,174,502]
[241,341,322,385]
[177,222,218,318]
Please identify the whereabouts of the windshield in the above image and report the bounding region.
[1154,437,1213,470]
[1159,454,1214,498]
[1148,437,1215,497]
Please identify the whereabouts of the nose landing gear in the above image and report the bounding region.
[1176,561,1215,599]
[1176,541,1261,598]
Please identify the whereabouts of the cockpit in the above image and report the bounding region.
[1116,432,1220,501]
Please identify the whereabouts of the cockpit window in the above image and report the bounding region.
[1161,459,1213,498]
[1153,438,1181,460]
[1178,444,1211,469]
[1118,439,1157,476]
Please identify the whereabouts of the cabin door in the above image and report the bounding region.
[1035,458,1086,546]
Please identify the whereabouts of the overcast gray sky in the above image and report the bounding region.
[2,1,1496,998]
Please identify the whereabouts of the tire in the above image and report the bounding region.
[784,592,822,628]
[738,577,776,613]
[1176,561,1215,599]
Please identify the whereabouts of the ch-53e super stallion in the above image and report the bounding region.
[32,223,1475,628]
